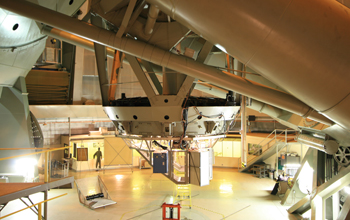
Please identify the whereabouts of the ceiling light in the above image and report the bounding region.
[215,44,227,53]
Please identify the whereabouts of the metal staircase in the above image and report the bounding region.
[239,129,297,173]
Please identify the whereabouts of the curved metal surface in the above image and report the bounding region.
[146,0,350,130]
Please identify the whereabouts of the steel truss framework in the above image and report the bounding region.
[122,135,223,184]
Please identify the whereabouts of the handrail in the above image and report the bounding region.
[247,129,297,162]
[0,146,72,182]
[0,193,67,220]
[0,148,52,150]
[0,146,71,161]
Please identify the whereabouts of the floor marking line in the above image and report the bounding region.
[119,205,159,220]
[126,207,161,220]
[219,205,251,220]
[192,205,225,219]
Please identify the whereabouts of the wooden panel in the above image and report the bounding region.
[77,148,88,161]
[104,137,132,165]
[26,69,70,104]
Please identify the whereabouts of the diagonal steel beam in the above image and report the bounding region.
[281,148,316,205]
[125,54,157,104]
[125,0,146,34]
[116,0,137,38]
[337,194,350,220]
[139,60,162,95]
[108,50,121,101]
[20,198,39,216]
[91,15,109,106]
[0,203,7,212]
[196,40,213,63]
[289,165,350,217]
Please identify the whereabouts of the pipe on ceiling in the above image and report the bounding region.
[146,0,350,131]
[40,26,334,130]
[41,26,115,58]
[0,0,333,127]
[42,26,228,98]
[296,134,339,155]
[144,4,159,35]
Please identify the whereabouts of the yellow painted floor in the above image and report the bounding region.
[1,168,298,220]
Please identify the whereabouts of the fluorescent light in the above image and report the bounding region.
[312,133,324,139]
[284,164,301,168]
[215,44,227,53]
[15,158,37,182]
[344,186,350,194]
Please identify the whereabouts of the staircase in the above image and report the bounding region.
[239,129,297,173]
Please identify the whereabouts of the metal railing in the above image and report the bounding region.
[0,193,67,220]
[0,146,71,183]
[50,159,69,178]
[247,129,298,163]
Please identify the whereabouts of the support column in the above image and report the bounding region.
[38,203,42,220]
[44,151,49,183]
[311,149,319,220]
[44,190,48,220]
[332,191,339,219]
[185,150,189,184]
[241,90,247,166]
[275,131,278,178]
[236,61,247,167]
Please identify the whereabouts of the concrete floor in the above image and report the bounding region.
[1,168,299,220]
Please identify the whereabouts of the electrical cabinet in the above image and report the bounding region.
[189,150,210,186]
[153,152,168,173]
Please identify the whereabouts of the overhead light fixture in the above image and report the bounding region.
[284,164,301,168]
[344,186,350,194]
[215,44,227,53]
[15,158,37,182]
[312,133,324,139]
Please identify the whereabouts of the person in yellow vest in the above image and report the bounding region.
[93,147,103,170]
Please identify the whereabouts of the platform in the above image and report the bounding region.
[0,176,74,205]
